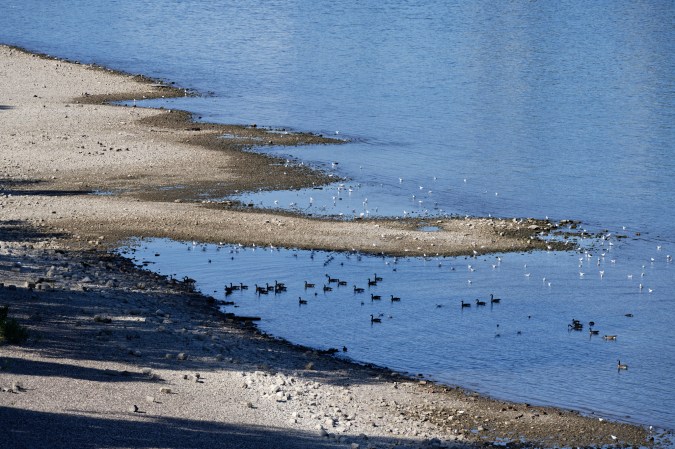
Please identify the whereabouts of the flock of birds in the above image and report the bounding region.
[240,175,462,219]
[566,318,631,371]
[225,272,399,322]
[222,267,636,372]
[154,232,673,378]
[222,270,512,326]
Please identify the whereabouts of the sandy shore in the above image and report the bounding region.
[0,45,665,448]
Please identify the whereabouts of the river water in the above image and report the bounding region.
[2,0,673,432]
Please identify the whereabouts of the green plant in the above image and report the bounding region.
[0,306,28,344]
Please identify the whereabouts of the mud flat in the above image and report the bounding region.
[0,45,665,448]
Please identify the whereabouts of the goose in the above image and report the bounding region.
[569,319,583,330]
[589,328,599,335]
[475,299,486,306]
[370,314,382,323]
[353,286,365,293]
[298,297,308,305]
[374,273,383,282]
[490,294,501,303]
[323,285,332,292]
[603,335,617,341]
[461,300,471,308]
[367,278,377,287]
[239,283,249,290]
[371,294,382,301]
[337,279,348,286]
[617,360,628,370]
[183,276,196,285]
[304,281,316,289]
[326,274,339,283]
[390,295,401,302]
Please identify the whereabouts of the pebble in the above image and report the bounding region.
[177,352,188,361]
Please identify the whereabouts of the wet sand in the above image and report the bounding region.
[0,45,664,448]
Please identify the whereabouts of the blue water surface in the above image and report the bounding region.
[3,0,674,432]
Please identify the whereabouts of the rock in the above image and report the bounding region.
[318,429,328,438]
[177,352,188,361]
[159,387,172,394]
[351,444,360,449]
[145,396,155,403]
[427,437,442,446]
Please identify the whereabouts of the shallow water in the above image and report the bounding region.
[2,0,674,432]
[126,237,674,430]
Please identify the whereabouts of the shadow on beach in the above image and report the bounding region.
[1,405,412,449]
[0,178,91,198]
[0,220,68,243]
[0,260,398,389]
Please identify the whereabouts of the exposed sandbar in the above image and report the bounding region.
[0,45,571,257]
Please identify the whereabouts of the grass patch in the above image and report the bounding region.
[0,305,29,344]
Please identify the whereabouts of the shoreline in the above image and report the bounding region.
[0,44,570,257]
[0,44,667,447]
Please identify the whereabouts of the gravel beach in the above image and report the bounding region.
[0,45,664,448]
